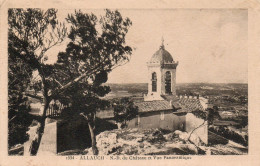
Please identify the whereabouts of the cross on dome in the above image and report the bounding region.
[162,36,164,45]
[161,36,165,49]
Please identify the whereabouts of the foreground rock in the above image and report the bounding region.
[210,144,248,155]
[84,128,206,155]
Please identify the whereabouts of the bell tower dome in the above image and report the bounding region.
[144,38,178,101]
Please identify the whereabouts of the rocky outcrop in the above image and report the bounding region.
[56,128,247,155]
[174,130,206,147]
[84,128,206,155]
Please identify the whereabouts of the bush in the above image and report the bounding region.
[209,126,248,146]
[8,107,32,149]
[113,97,138,128]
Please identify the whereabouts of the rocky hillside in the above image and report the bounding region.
[84,128,208,155]
[58,128,247,155]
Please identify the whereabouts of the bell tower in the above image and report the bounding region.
[144,39,178,101]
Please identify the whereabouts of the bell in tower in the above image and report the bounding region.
[144,38,178,101]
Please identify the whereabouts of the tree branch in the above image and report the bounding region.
[49,63,103,99]
[186,120,207,154]
[8,115,17,123]
[187,120,207,141]
[52,78,63,88]
[23,92,42,101]
[80,112,89,121]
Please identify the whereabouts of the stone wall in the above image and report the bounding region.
[127,111,208,145]
[127,110,186,131]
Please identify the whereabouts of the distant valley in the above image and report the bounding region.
[103,83,248,100]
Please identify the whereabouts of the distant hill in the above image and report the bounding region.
[103,83,248,99]
[103,83,148,99]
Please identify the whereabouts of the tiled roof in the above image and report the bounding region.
[134,100,173,113]
[178,97,204,112]
[133,96,204,113]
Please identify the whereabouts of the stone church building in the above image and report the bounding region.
[127,40,208,144]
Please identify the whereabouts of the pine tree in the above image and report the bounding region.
[8,8,132,155]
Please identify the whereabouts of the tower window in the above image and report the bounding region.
[152,72,157,92]
[165,71,171,94]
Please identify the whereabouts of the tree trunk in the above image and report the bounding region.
[87,121,99,155]
[29,72,49,156]
[29,100,49,155]
[80,113,98,155]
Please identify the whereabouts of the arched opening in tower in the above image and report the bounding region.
[165,71,171,94]
[152,72,157,92]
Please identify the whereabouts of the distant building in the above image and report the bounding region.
[219,111,237,119]
[213,120,240,127]
[127,39,208,144]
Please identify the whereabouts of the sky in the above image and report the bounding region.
[48,9,248,84]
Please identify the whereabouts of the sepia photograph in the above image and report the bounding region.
[6,8,249,157]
